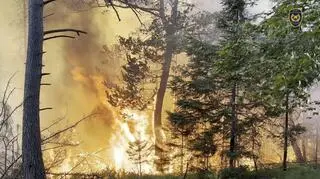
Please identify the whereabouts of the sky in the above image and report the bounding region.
[194,0,274,13]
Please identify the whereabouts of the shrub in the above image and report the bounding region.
[219,165,250,179]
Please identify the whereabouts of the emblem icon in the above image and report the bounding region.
[289,9,302,27]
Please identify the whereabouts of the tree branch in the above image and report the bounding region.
[113,0,159,17]
[130,6,143,25]
[107,0,121,21]
[41,73,51,77]
[44,35,75,41]
[0,103,22,132]
[44,29,87,36]
[43,0,57,6]
[43,13,54,19]
[0,155,21,179]
[42,114,96,143]
[40,83,51,86]
[0,73,17,117]
[40,107,53,111]
[41,116,65,133]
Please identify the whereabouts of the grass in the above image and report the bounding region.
[248,165,320,179]
[123,165,320,179]
[64,164,320,179]
[217,164,320,179]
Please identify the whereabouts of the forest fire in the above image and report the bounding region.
[111,109,154,171]
[4,0,320,178]
[113,146,125,170]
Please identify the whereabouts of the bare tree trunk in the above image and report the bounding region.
[206,156,209,170]
[183,162,189,179]
[302,138,307,162]
[154,0,178,148]
[251,129,258,171]
[291,138,305,163]
[181,134,184,175]
[315,128,319,165]
[229,83,237,168]
[283,93,289,171]
[3,139,8,173]
[221,130,226,169]
[139,149,142,176]
[22,0,46,178]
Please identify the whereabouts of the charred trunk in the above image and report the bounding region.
[22,0,46,178]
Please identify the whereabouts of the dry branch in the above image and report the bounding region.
[41,73,51,77]
[0,73,16,117]
[43,0,57,6]
[44,35,75,41]
[41,116,65,133]
[44,29,87,36]
[40,83,52,86]
[0,155,21,179]
[0,103,22,132]
[107,0,121,21]
[40,108,53,111]
[41,114,96,143]
[113,0,159,17]
[43,13,54,19]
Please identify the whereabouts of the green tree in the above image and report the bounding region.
[127,139,153,176]
[168,108,196,174]
[168,38,222,171]
[258,0,320,170]
[216,0,248,168]
[190,131,217,171]
[169,1,276,169]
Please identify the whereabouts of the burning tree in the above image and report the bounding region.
[105,0,193,152]
[104,0,223,173]
[126,139,153,176]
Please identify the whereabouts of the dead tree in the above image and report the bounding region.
[23,1,86,178]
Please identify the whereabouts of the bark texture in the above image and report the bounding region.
[22,0,46,178]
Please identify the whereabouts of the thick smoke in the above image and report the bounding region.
[0,0,26,124]
[1,0,299,172]
[41,1,142,170]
